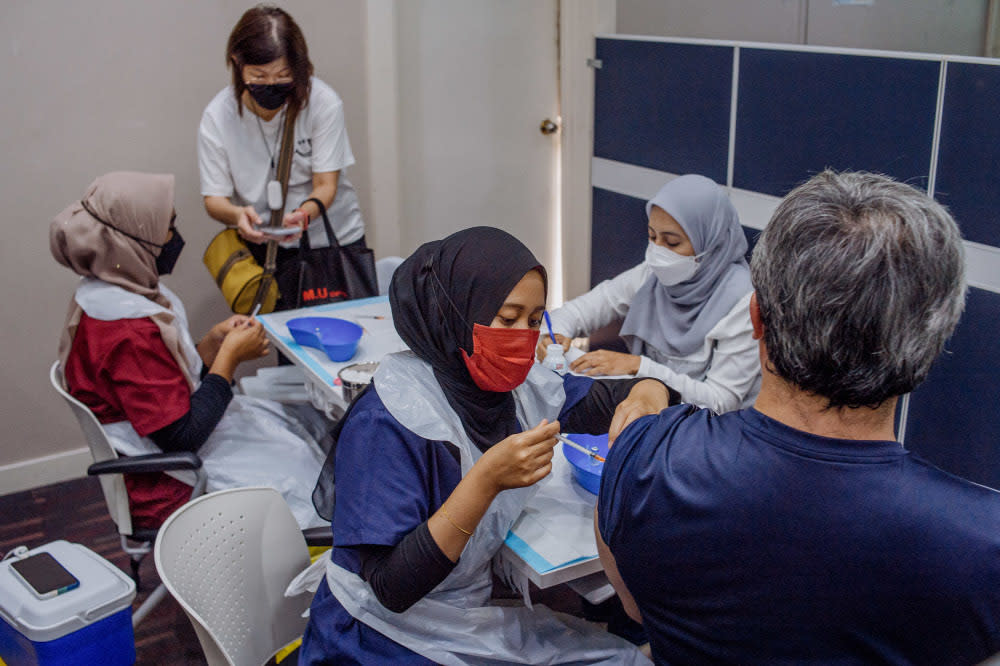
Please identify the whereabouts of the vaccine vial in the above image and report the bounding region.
[542,344,568,375]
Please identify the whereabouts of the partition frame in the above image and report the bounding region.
[590,35,1000,485]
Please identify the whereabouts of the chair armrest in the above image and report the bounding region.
[302,526,333,548]
[88,452,203,476]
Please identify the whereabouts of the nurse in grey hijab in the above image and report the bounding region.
[548,174,758,413]
[619,174,750,359]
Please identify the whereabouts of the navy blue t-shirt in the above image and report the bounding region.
[300,374,596,664]
[598,405,1000,665]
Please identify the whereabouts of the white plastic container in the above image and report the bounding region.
[541,344,568,375]
[0,540,136,665]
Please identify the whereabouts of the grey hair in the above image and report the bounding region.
[750,170,966,408]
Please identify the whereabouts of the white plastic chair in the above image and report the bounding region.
[153,487,313,666]
[376,255,404,295]
[49,361,206,625]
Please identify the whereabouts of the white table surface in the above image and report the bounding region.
[258,296,405,418]
[259,298,613,599]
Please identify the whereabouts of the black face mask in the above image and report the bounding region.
[247,83,293,110]
[156,228,185,275]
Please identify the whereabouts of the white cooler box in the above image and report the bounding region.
[0,540,136,666]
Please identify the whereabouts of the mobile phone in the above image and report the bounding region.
[9,552,80,599]
[256,226,300,238]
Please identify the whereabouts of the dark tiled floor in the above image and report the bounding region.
[0,476,207,665]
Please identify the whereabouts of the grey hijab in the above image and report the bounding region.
[620,174,751,358]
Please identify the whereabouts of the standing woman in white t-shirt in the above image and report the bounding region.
[540,175,760,414]
[198,5,366,310]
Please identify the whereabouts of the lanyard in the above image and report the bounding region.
[253,107,286,175]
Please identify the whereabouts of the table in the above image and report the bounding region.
[259,296,405,419]
[259,298,615,603]
[501,452,616,602]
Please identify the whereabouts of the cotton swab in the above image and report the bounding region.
[555,433,606,463]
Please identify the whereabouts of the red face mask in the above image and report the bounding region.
[461,323,540,392]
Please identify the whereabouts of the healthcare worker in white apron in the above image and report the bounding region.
[292,226,673,664]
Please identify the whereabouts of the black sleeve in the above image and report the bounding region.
[199,361,236,385]
[561,377,677,435]
[358,522,457,613]
[148,374,233,453]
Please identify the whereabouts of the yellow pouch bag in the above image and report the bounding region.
[202,228,279,315]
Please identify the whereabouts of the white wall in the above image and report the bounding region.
[616,0,988,56]
[393,0,560,262]
[559,0,618,301]
[367,0,616,303]
[0,1,369,490]
[808,1,987,55]
[617,0,806,44]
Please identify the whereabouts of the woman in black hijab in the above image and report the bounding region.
[300,226,673,665]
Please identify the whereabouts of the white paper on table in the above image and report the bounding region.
[255,366,306,385]
[565,346,585,364]
[562,345,635,381]
[504,451,599,573]
[239,374,310,403]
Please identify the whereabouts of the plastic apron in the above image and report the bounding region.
[75,278,329,529]
[288,351,650,665]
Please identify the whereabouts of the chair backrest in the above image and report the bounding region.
[153,487,312,666]
[375,255,404,295]
[49,361,133,535]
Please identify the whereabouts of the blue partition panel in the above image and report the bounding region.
[591,187,647,287]
[594,39,732,183]
[734,49,940,197]
[905,287,1000,489]
[592,36,1000,492]
[935,61,1000,247]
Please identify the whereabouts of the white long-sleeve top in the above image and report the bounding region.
[549,263,761,413]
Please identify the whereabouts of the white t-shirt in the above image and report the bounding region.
[198,77,364,247]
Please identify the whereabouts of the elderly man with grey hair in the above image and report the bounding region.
[596,170,1000,664]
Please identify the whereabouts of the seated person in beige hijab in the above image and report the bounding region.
[51,171,328,529]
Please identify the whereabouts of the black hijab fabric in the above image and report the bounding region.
[389,226,546,453]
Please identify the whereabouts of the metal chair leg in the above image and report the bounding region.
[132,583,169,627]
[121,536,152,587]
[120,535,164,626]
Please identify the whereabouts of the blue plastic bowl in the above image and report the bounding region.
[286,317,363,362]
[562,433,609,495]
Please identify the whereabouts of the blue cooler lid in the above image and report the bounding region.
[0,540,136,642]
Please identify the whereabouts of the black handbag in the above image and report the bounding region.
[277,196,379,309]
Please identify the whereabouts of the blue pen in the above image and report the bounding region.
[543,311,557,344]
